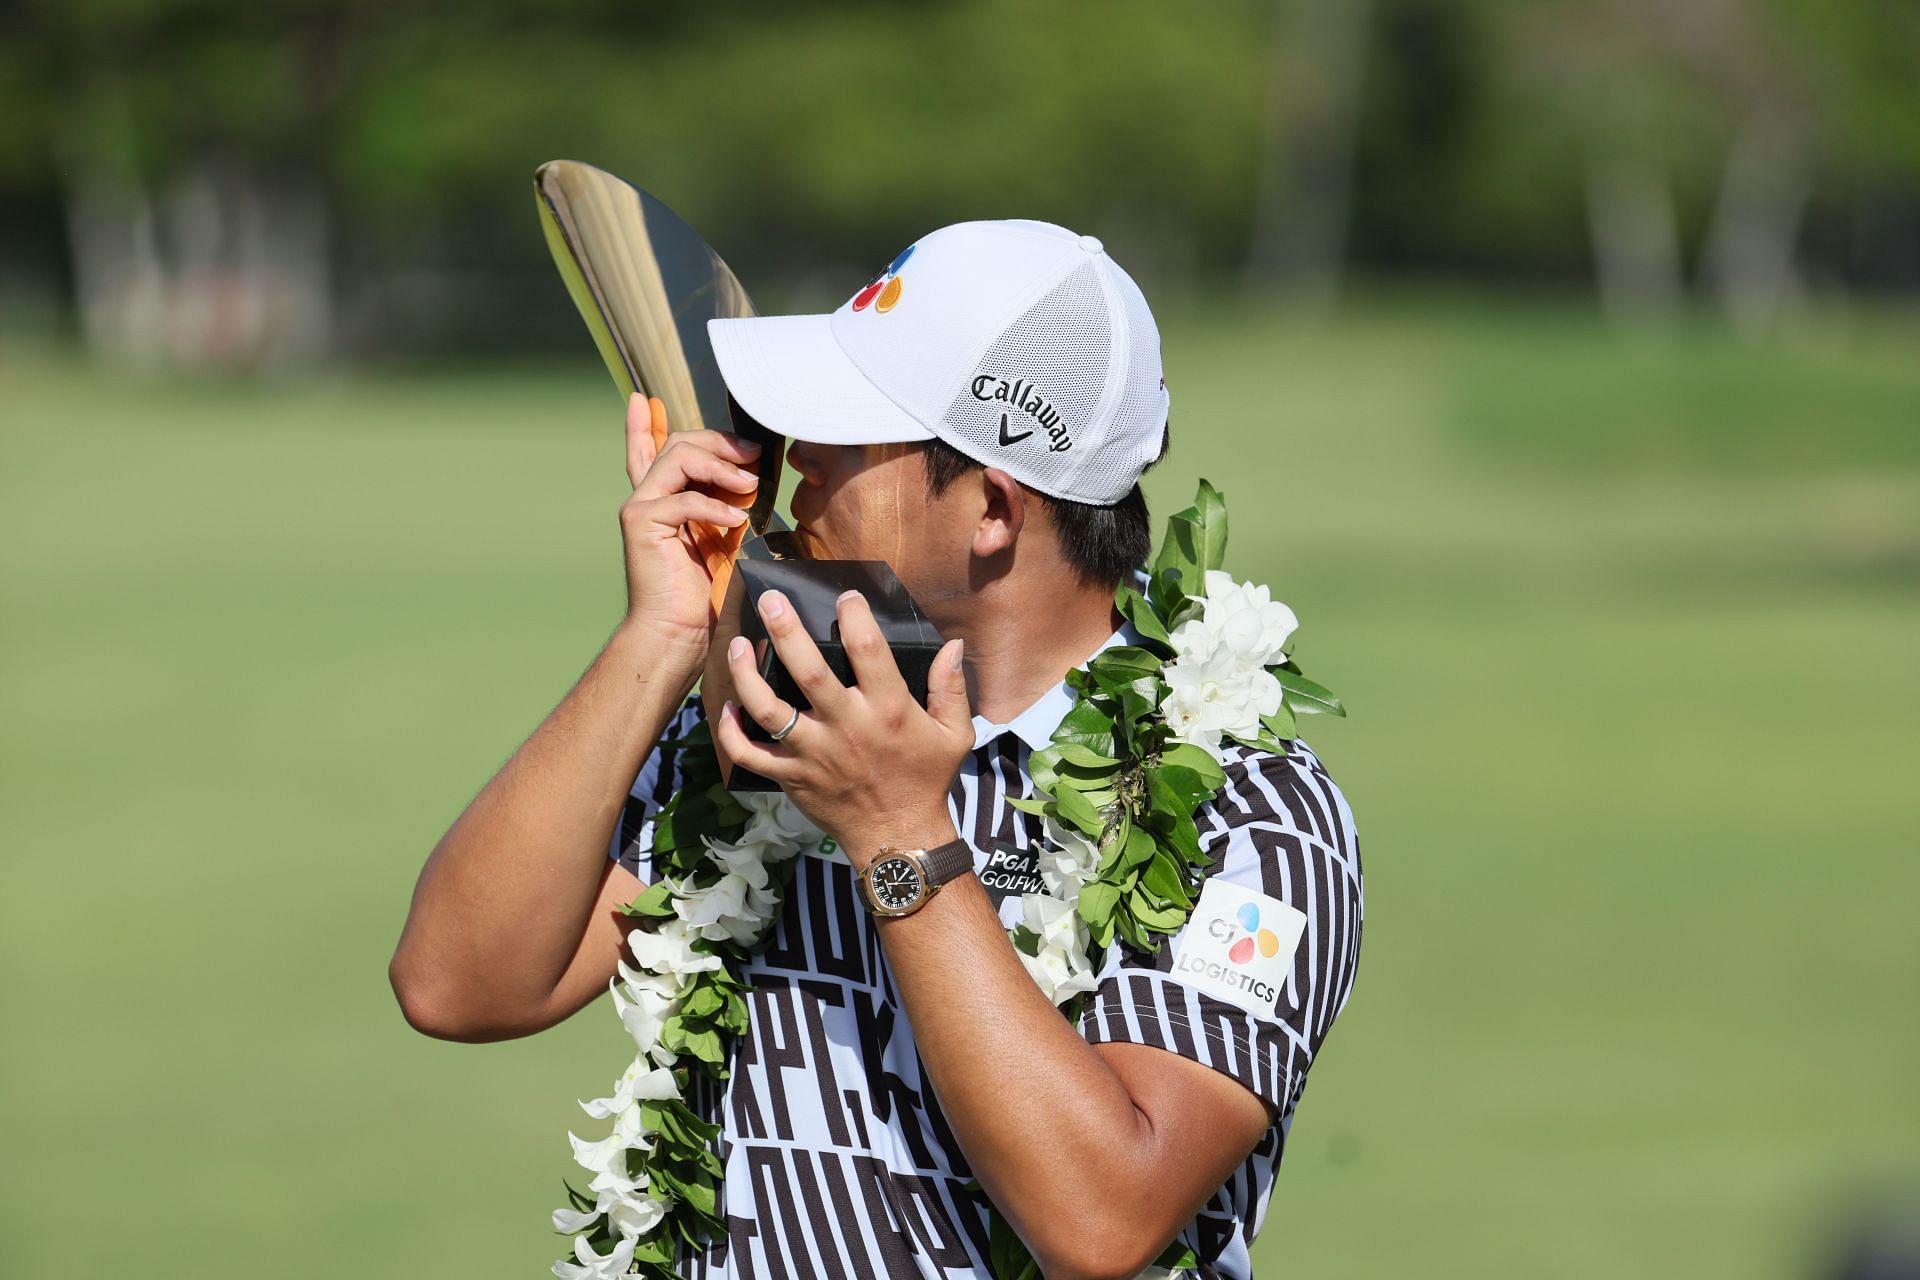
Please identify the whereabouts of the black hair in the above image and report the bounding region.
[918,422,1170,587]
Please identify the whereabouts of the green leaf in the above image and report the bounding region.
[678,1176,717,1217]
[1097,813,1133,876]
[1113,909,1151,952]
[1115,677,1162,728]
[680,984,725,1018]
[1148,768,1211,824]
[1158,741,1226,791]
[1121,825,1158,872]
[1027,746,1062,794]
[1076,880,1120,932]
[1054,699,1117,757]
[1192,478,1228,571]
[1146,564,1191,621]
[1114,584,1172,648]
[1053,783,1103,836]
[1262,701,1299,742]
[1155,1237,1201,1269]
[1276,667,1346,717]
[678,1026,725,1064]
[1006,795,1052,816]
[1142,849,1195,908]
[1088,645,1162,683]
[1053,741,1119,769]
[1153,763,1213,816]
[1152,513,1201,598]
[1128,887,1188,931]
[620,880,678,919]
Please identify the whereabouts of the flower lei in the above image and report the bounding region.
[550,480,1344,1280]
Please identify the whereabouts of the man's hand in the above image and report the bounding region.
[619,392,761,657]
[712,588,971,866]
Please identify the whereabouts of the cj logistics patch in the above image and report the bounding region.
[1170,879,1307,1017]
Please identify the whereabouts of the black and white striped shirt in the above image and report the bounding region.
[609,629,1364,1279]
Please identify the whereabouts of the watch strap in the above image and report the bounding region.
[919,838,975,890]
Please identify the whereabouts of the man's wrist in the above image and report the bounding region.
[846,815,960,874]
[609,615,709,683]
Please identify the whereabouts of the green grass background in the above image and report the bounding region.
[3,299,1916,1278]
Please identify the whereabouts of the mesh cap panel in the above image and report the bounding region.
[939,262,1119,501]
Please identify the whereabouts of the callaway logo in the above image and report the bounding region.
[972,375,1072,452]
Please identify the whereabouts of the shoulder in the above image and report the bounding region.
[1204,738,1360,865]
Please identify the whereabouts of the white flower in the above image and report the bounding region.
[1035,817,1100,903]
[705,837,773,889]
[1162,648,1282,761]
[626,918,722,979]
[676,871,773,945]
[581,1058,680,1120]
[606,1189,669,1239]
[567,1102,646,1176]
[1014,892,1099,1006]
[1170,570,1297,669]
[551,1162,657,1234]
[610,976,679,1055]
[737,792,823,851]
[550,1205,602,1234]
[551,1232,636,1280]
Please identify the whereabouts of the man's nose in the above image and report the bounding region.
[785,438,833,484]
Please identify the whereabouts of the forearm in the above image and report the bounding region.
[871,856,1167,1278]
[390,619,702,1031]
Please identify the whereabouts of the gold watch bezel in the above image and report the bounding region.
[860,847,933,917]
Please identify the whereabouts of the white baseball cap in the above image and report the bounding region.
[707,219,1169,506]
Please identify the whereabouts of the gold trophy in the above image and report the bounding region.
[535,162,943,789]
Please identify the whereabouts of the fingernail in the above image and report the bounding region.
[949,638,966,672]
[728,636,748,661]
[737,437,763,454]
[837,589,862,605]
[735,467,757,484]
[759,591,787,619]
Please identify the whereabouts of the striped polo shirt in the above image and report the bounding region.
[608,628,1364,1279]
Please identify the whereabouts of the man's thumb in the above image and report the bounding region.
[926,638,971,734]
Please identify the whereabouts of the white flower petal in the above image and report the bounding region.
[608,1191,669,1239]
[551,1206,602,1233]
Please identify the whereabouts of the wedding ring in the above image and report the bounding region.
[768,706,801,742]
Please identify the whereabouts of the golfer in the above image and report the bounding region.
[391,219,1363,1279]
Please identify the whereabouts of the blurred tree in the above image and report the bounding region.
[2,0,376,367]
[1246,0,1374,307]
[1495,0,1920,329]
[2,0,1913,362]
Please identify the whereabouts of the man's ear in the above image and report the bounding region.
[974,467,1027,559]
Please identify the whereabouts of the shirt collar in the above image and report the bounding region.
[969,570,1150,751]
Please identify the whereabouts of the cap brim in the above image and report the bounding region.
[707,314,935,446]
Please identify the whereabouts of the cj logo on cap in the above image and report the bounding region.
[851,244,915,314]
[1171,879,1307,1016]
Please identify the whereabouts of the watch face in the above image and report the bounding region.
[868,856,923,913]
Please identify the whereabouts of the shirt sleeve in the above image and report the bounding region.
[1075,741,1364,1118]
[608,696,709,885]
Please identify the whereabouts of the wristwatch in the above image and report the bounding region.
[857,838,975,918]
